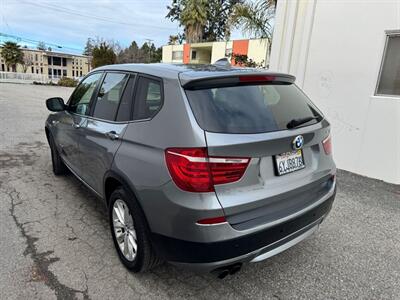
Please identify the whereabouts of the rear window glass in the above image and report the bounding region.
[185,84,322,134]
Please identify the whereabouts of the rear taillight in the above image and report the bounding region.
[165,148,250,193]
[323,134,332,155]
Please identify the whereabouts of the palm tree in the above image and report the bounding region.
[0,41,24,72]
[232,0,276,42]
[168,35,179,45]
[180,0,208,43]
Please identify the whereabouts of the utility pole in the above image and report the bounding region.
[144,38,153,63]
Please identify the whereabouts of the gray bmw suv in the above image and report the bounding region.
[45,63,336,277]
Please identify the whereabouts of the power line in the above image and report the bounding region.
[19,0,175,32]
[0,32,84,53]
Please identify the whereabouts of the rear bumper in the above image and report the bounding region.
[151,190,336,272]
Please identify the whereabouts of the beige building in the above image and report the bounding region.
[162,38,269,67]
[0,48,91,79]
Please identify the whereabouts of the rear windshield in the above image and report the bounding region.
[185,83,322,134]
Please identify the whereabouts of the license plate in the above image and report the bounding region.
[275,150,305,176]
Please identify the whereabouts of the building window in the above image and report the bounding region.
[31,66,34,73]
[376,32,400,96]
[62,58,67,67]
[52,57,61,66]
[191,50,197,60]
[40,68,43,74]
[48,57,52,65]
[48,68,52,76]
[172,51,183,60]
[72,70,75,77]
[63,70,67,77]
[35,54,38,61]
[80,71,82,76]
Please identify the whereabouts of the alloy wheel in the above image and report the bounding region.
[112,199,138,261]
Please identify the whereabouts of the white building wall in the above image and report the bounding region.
[270,0,400,184]
[211,42,227,63]
[162,44,184,63]
[247,39,269,66]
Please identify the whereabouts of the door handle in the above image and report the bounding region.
[105,131,119,140]
[72,123,81,129]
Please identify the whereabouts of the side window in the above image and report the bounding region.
[376,33,400,96]
[68,73,102,115]
[133,76,162,120]
[92,73,128,121]
[116,75,136,122]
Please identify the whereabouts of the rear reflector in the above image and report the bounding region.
[197,216,227,225]
[323,134,332,155]
[165,148,250,193]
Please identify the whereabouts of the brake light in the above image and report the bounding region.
[323,135,332,155]
[165,148,250,192]
[239,75,276,82]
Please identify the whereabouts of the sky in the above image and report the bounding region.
[0,0,245,54]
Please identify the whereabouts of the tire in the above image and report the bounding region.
[49,134,68,175]
[109,187,162,272]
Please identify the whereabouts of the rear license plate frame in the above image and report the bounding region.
[274,149,305,176]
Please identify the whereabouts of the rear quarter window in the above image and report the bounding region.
[185,83,322,134]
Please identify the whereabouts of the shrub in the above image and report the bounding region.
[58,77,78,87]
[33,81,57,86]
[231,53,265,68]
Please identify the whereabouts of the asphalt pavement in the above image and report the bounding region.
[0,82,399,299]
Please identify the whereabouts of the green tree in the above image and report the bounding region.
[204,0,243,41]
[153,47,162,63]
[117,41,140,63]
[166,0,243,42]
[91,42,116,68]
[37,41,46,50]
[83,38,94,56]
[231,0,276,42]
[0,41,24,72]
[140,42,160,63]
[181,0,208,43]
[166,0,208,43]
[117,40,162,64]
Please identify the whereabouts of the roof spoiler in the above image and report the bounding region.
[183,73,296,90]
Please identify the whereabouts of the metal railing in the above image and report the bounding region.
[0,71,59,84]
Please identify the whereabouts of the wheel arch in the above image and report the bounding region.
[103,170,142,209]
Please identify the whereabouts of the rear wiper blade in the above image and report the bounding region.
[286,116,320,129]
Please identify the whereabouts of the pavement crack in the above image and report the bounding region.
[7,188,91,300]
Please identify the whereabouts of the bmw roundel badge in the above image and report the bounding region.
[292,135,304,150]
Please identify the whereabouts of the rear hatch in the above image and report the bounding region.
[182,72,335,230]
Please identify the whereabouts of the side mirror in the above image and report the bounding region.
[46,97,65,112]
